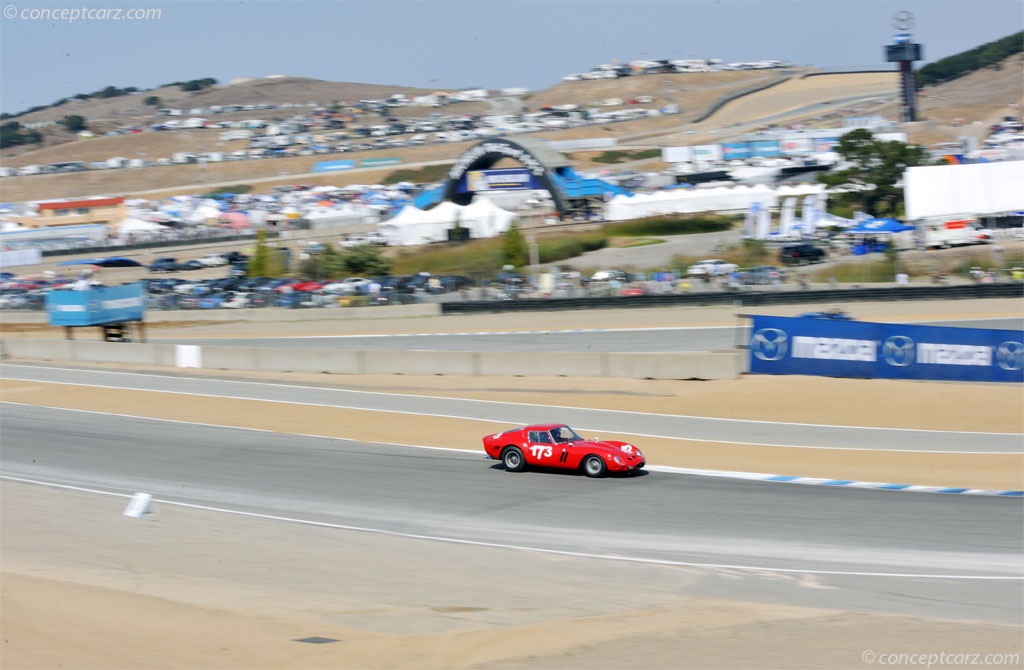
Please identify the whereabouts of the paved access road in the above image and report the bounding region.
[2,364,1019,453]
[150,318,1023,353]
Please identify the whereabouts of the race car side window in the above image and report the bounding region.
[529,431,551,444]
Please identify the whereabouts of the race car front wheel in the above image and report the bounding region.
[502,446,526,472]
[583,455,607,478]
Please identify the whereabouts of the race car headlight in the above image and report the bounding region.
[613,456,625,465]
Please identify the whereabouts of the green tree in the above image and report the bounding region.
[179,77,218,93]
[144,95,162,107]
[298,244,347,280]
[62,115,88,132]
[340,245,392,276]
[817,129,932,217]
[247,230,286,277]
[1,121,43,148]
[917,31,1022,87]
[501,222,528,269]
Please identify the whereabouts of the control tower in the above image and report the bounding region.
[885,11,924,122]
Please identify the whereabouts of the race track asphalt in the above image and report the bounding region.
[2,402,1021,625]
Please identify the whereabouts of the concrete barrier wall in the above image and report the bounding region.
[0,339,744,380]
[0,338,73,361]
[364,350,479,376]
[606,352,743,380]
[70,341,179,366]
[478,352,607,377]
[255,348,366,374]
[0,303,441,326]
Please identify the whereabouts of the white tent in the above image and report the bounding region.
[119,217,165,234]
[604,183,828,221]
[117,217,167,241]
[379,198,517,246]
[458,196,515,238]
[186,204,221,224]
[304,204,366,228]
[378,205,450,246]
[904,160,1024,219]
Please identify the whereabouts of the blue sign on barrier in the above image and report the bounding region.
[312,159,356,173]
[748,315,1024,383]
[749,140,781,158]
[360,157,401,168]
[46,283,146,326]
[722,142,751,159]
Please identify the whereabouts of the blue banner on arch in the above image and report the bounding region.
[748,315,1023,383]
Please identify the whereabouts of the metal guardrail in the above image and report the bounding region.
[37,228,294,258]
[439,283,1024,314]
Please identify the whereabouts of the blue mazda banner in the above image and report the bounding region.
[748,315,1023,383]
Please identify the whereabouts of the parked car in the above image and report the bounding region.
[483,423,645,478]
[439,275,473,292]
[148,257,179,273]
[198,254,229,267]
[196,292,232,309]
[236,276,270,291]
[686,259,739,276]
[340,232,391,248]
[321,277,370,294]
[740,265,787,285]
[588,269,632,283]
[291,280,329,292]
[799,308,854,320]
[257,278,300,293]
[779,244,826,266]
[221,292,267,309]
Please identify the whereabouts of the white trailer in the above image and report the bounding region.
[917,217,993,249]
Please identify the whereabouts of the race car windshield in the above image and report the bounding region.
[551,426,581,443]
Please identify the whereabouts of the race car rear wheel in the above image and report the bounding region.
[583,455,607,478]
[502,446,526,472]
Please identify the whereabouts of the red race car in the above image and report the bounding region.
[483,423,645,477]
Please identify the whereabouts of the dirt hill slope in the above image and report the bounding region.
[1,57,1020,202]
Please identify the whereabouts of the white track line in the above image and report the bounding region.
[3,364,1019,442]
[3,475,1019,581]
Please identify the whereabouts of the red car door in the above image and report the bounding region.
[526,430,562,468]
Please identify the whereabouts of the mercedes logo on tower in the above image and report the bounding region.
[996,341,1024,371]
[750,328,788,361]
[891,10,915,30]
[882,335,916,367]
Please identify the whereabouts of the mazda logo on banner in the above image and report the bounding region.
[882,335,916,367]
[751,328,788,361]
[997,341,1024,371]
[746,315,1022,384]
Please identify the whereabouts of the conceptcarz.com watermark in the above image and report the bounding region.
[861,650,1020,669]
[2,4,162,22]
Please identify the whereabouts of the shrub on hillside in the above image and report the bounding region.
[537,233,607,263]
[602,214,736,236]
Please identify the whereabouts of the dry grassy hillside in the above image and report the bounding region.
[0,70,794,200]
[1,77,490,161]
[877,53,1024,147]
[1,60,1020,203]
[7,76,444,126]
[2,71,781,168]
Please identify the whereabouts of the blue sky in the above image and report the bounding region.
[1,0,1021,114]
